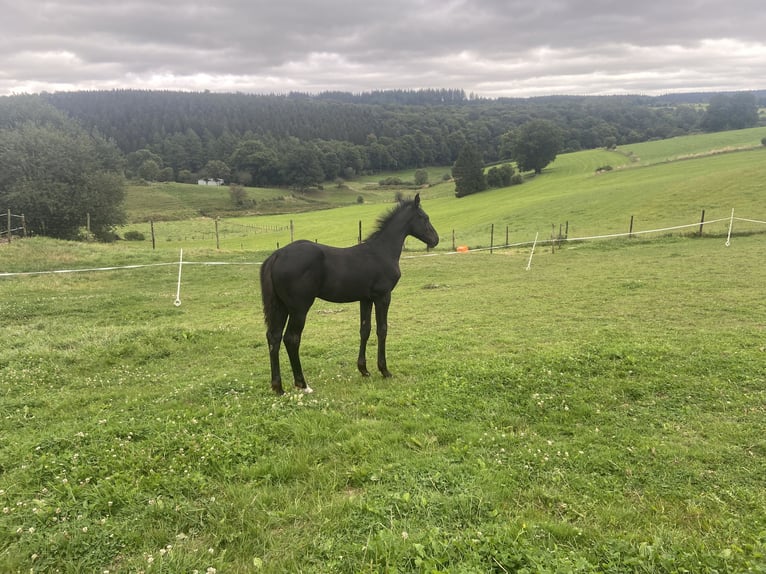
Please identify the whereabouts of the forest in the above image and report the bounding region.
[1,88,763,239]
[40,89,764,185]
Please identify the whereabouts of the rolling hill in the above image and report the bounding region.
[121,127,766,252]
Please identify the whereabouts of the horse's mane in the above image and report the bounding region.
[365,197,417,242]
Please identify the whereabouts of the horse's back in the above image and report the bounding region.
[268,239,323,281]
[265,240,393,305]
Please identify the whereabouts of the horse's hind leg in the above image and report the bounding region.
[266,306,288,395]
[284,311,313,393]
[357,299,373,376]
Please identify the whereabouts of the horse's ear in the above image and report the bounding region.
[414,193,421,207]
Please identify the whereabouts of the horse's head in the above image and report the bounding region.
[407,193,439,248]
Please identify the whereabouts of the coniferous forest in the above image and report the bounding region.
[39,89,764,186]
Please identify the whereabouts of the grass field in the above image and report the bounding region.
[2,129,766,572]
[118,127,766,252]
[2,235,765,573]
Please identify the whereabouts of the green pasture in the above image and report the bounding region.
[123,172,453,226]
[1,233,765,572]
[617,126,766,166]
[2,127,766,572]
[119,127,766,252]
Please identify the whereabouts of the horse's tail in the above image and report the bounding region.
[260,252,280,331]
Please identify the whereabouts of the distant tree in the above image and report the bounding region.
[0,97,125,240]
[182,128,205,171]
[234,170,253,186]
[414,168,429,186]
[229,184,248,207]
[202,159,231,182]
[159,167,175,182]
[452,144,486,197]
[486,164,516,188]
[138,159,161,182]
[229,139,279,186]
[498,131,516,160]
[126,148,163,179]
[283,142,325,190]
[508,119,562,174]
[367,140,393,172]
[701,93,759,132]
[158,133,190,174]
[341,145,365,177]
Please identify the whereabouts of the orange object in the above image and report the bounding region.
[456,245,469,252]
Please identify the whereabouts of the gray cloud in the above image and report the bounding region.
[1,0,764,97]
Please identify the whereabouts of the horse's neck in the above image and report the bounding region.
[366,219,409,260]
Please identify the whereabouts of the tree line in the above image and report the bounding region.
[1,89,762,239]
[39,89,761,188]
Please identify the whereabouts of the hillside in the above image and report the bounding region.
[120,127,766,252]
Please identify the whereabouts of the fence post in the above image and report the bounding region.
[21,214,27,238]
[526,232,539,271]
[215,217,220,250]
[452,229,456,251]
[698,209,706,237]
[725,208,734,247]
[358,220,362,244]
[629,215,634,238]
[490,223,494,254]
[505,225,509,247]
[290,220,294,243]
[150,220,156,250]
[6,209,10,244]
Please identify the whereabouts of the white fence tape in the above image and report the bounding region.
[0,260,261,278]
[1,214,764,278]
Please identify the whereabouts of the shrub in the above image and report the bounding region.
[123,230,145,241]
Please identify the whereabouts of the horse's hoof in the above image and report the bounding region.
[302,385,314,394]
[272,382,285,395]
[381,370,393,378]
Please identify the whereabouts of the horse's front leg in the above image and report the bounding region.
[357,299,373,376]
[284,311,313,393]
[374,293,392,378]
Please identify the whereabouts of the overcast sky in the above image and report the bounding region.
[2,0,764,98]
